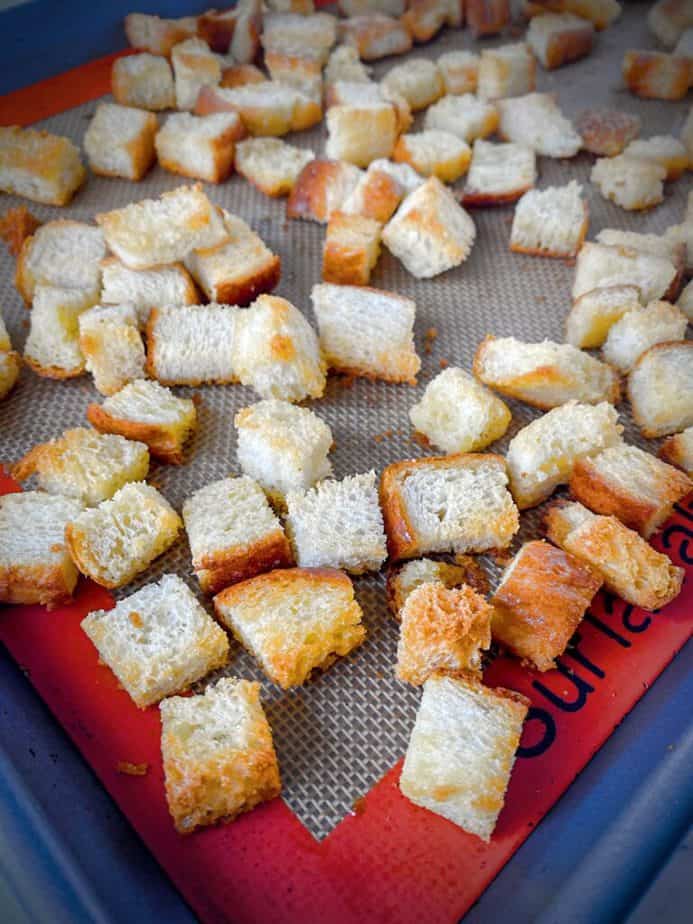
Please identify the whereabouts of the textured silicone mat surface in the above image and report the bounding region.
[0,4,690,839]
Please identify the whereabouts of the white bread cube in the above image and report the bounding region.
[84,103,157,181]
[160,677,281,833]
[462,140,536,206]
[380,453,519,560]
[527,12,594,69]
[325,80,412,133]
[623,50,689,100]
[82,574,229,708]
[677,278,693,322]
[78,304,145,396]
[602,301,688,373]
[622,135,689,181]
[477,43,536,101]
[0,346,20,400]
[570,443,692,538]
[100,258,197,328]
[437,50,479,95]
[234,137,315,197]
[16,220,105,305]
[424,94,499,144]
[285,471,387,573]
[171,37,221,110]
[648,0,693,46]
[325,44,372,85]
[146,304,240,386]
[112,53,175,111]
[96,186,229,271]
[195,82,321,136]
[262,11,337,62]
[565,285,641,349]
[393,131,471,184]
[510,181,588,259]
[506,400,622,509]
[386,556,489,618]
[383,177,476,279]
[576,107,641,156]
[0,126,85,207]
[0,491,84,607]
[12,427,149,507]
[545,501,683,611]
[660,426,693,476]
[66,482,181,589]
[627,341,693,438]
[287,159,363,223]
[466,0,510,35]
[403,0,465,41]
[595,229,686,269]
[183,476,292,594]
[524,0,621,30]
[325,102,398,167]
[232,294,326,402]
[234,399,333,501]
[23,285,98,380]
[87,379,196,465]
[368,158,424,196]
[220,64,266,89]
[339,0,406,15]
[340,166,404,223]
[124,12,197,56]
[322,212,382,287]
[497,93,581,158]
[184,211,280,307]
[311,282,420,383]
[381,59,444,111]
[409,367,511,454]
[155,112,243,183]
[473,335,620,410]
[339,14,412,60]
[400,673,528,842]
[572,242,678,304]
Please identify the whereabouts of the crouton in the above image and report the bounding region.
[565,285,641,349]
[234,138,315,197]
[183,476,292,594]
[195,82,321,135]
[477,43,536,101]
[214,568,366,687]
[595,228,685,268]
[0,206,40,258]
[525,0,621,30]
[545,501,683,611]
[155,112,243,183]
[381,59,444,111]
[648,0,693,47]
[403,0,465,40]
[623,50,689,100]
[570,443,692,538]
[84,102,157,181]
[226,2,263,66]
[368,158,424,196]
[23,286,97,380]
[325,44,372,85]
[339,14,412,60]
[234,399,333,502]
[622,135,689,181]
[393,131,471,184]
[12,427,149,507]
[660,426,693,476]
[100,258,197,327]
[220,63,266,89]
[87,379,197,465]
[0,126,85,207]
[15,220,105,305]
[112,53,176,111]
[325,80,412,132]
[571,242,678,304]
[197,4,257,54]
[82,574,229,708]
[497,92,581,158]
[466,0,510,36]
[160,677,281,833]
[383,177,476,279]
[124,12,197,56]
[462,140,536,207]
[146,304,239,386]
[262,11,337,62]
[510,181,588,259]
[602,301,688,373]
[287,159,363,223]
[78,304,146,396]
[96,185,228,271]
[171,37,221,111]
[340,167,403,223]
[325,102,399,167]
[380,453,519,560]
[575,107,641,156]
[0,345,20,400]
[322,212,382,286]
[400,673,528,842]
[311,282,419,383]
[678,278,693,321]
[491,540,601,671]
[437,50,479,95]
[527,12,594,69]
[627,341,693,438]
[424,94,499,144]
[387,556,489,618]
[232,294,326,402]
[409,367,511,454]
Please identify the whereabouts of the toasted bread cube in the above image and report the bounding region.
[82,574,229,708]
[322,213,382,286]
[146,304,239,386]
[623,50,689,100]
[477,43,536,101]
[124,12,198,56]
[497,92,581,158]
[545,501,684,611]
[400,673,528,842]
[525,0,622,29]
[285,472,387,573]
[214,568,366,687]
[183,211,280,307]
[325,102,398,167]
[183,476,292,595]
[572,242,677,305]
[78,304,145,396]
[262,11,337,60]
[233,295,326,402]
[424,94,498,144]
[602,301,688,374]
[473,335,619,410]
[575,107,641,156]
[340,166,403,223]
[287,159,363,223]
[466,0,509,35]
[23,286,98,380]
[155,112,243,183]
[87,379,197,465]
[325,43,372,84]
[383,177,476,279]
[112,53,175,111]
[386,556,488,618]
[234,399,333,501]
[622,135,689,181]
[648,0,692,44]
[0,126,85,207]
[462,140,536,207]
[84,103,157,181]
[491,540,601,671]
[234,137,315,197]
[16,220,105,305]
[527,12,594,69]
[380,453,519,560]
[628,341,693,438]
[0,349,20,400]
[393,131,470,184]
[160,677,281,833]
[437,50,479,95]
[660,427,693,476]
[596,228,685,270]
[195,82,321,135]
[100,258,197,327]
[402,0,463,42]
[311,282,420,383]
[171,37,221,111]
[12,427,149,506]
[325,79,412,133]
[381,59,444,112]
[506,401,622,509]
[369,158,425,196]
[565,285,641,349]
[396,582,492,685]
[409,367,511,454]
[510,181,588,259]
[220,63,266,89]
[96,186,228,271]
[339,14,412,60]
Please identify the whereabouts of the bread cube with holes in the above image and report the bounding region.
[395,582,493,685]
[527,13,594,69]
[506,401,622,509]
[477,43,536,101]
[437,50,479,95]
[124,12,197,56]
[84,103,157,181]
[146,304,240,386]
[325,102,398,167]
[322,212,382,287]
[380,453,519,560]
[575,108,641,156]
[311,282,420,384]
[386,556,489,618]
[424,94,498,144]
[100,258,197,327]
[0,126,85,207]
[16,220,105,305]
[628,342,693,438]
[23,286,98,379]
[595,228,685,270]
[621,136,689,181]
[82,574,229,708]
[602,301,688,374]
[409,367,511,454]
[399,673,529,842]
[234,399,333,502]
[112,53,176,111]
[0,491,84,607]
[79,304,146,396]
[564,285,641,349]
[183,476,293,595]
[525,0,621,29]
[262,11,337,65]
[155,112,243,183]
[214,568,366,688]
[660,427,693,477]
[393,132,470,184]
[171,37,221,110]
[195,82,321,136]
[339,14,412,60]
[491,540,601,672]
[572,243,677,305]
[462,140,536,207]
[340,166,403,223]
[510,181,589,259]
[497,93,581,158]
[623,50,689,101]
[220,63,266,89]
[325,80,411,133]
[234,138,315,197]
[402,0,464,43]
[287,159,363,223]
[325,43,372,85]
[381,59,443,111]
[87,379,197,465]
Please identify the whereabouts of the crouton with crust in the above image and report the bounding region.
[79,304,146,396]
[462,140,536,206]
[84,103,157,181]
[171,37,221,111]
[287,159,363,223]
[322,212,382,286]
[424,94,499,144]
[466,0,510,36]
[234,138,315,197]
[564,285,641,349]
[339,14,412,60]
[15,220,105,305]
[527,12,594,69]
[381,59,444,111]
[146,304,240,387]
[623,50,689,100]
[627,341,693,438]
[124,12,197,56]
[660,427,693,477]
[437,50,479,95]
[112,53,176,110]
[576,107,641,156]
[394,131,471,184]
[23,286,97,380]
[497,92,581,158]
[100,258,198,327]
[622,135,689,181]
[340,166,403,223]
[387,556,489,618]
[571,242,677,304]
[326,101,399,167]
[602,301,688,373]
[0,126,85,207]
[477,43,536,101]
[510,181,588,259]
[155,112,244,183]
